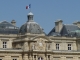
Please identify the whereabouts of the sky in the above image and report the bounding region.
[0,0,80,34]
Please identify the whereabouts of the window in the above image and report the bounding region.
[38,57,43,60]
[56,44,59,50]
[48,55,50,60]
[34,55,36,60]
[13,59,17,60]
[68,44,71,50]
[3,41,7,48]
[0,59,2,60]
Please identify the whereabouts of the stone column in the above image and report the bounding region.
[19,56,22,60]
[23,42,28,51]
[36,55,37,60]
[29,55,32,60]
[50,55,53,60]
[23,54,28,60]
[32,55,34,60]
[46,55,48,60]
[43,56,46,60]
[45,55,47,60]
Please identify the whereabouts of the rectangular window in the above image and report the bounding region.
[34,55,36,58]
[68,44,71,50]
[3,41,7,48]
[13,59,17,60]
[34,55,36,60]
[48,55,50,60]
[56,44,59,50]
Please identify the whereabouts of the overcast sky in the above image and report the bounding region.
[0,0,80,34]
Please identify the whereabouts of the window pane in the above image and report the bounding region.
[3,45,4,48]
[3,42,7,48]
[56,44,59,50]
[13,59,17,60]
[5,42,6,44]
[0,59,2,60]
[5,45,6,48]
[68,44,71,50]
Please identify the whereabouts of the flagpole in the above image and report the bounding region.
[29,4,31,12]
[30,7,31,12]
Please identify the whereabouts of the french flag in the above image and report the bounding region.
[26,4,31,9]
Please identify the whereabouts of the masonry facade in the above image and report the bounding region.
[0,12,80,60]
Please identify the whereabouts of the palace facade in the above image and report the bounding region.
[0,12,80,60]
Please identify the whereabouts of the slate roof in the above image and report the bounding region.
[0,21,19,34]
[19,22,44,34]
[48,24,80,37]
[19,12,44,34]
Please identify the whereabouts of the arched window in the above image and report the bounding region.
[38,57,43,60]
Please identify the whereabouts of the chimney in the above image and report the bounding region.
[55,19,63,32]
[11,20,16,26]
[73,21,80,28]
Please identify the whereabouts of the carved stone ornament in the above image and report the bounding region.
[35,38,46,50]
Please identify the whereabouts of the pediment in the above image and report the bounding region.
[31,35,51,42]
[30,35,52,51]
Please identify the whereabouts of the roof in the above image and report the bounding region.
[0,21,19,34]
[19,12,44,34]
[48,24,80,37]
[19,22,44,34]
[60,24,80,36]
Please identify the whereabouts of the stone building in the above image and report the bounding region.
[0,12,80,60]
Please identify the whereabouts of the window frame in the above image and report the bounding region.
[68,44,71,50]
[13,59,17,60]
[3,41,7,48]
[0,59,2,60]
[56,43,59,50]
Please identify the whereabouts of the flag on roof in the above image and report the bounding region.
[26,4,31,9]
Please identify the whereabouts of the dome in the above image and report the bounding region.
[19,12,44,34]
[28,12,33,15]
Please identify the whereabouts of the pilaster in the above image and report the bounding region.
[23,54,28,60]
[4,56,11,60]
[19,55,22,60]
[36,55,37,60]
[73,56,78,60]
[43,55,46,60]
[29,55,32,60]
[61,56,66,60]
